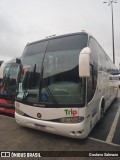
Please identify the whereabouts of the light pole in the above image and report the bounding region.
[103,0,117,64]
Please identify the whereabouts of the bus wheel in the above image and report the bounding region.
[100,107,104,120]
[98,100,105,125]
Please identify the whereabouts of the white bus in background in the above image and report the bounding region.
[15,32,118,139]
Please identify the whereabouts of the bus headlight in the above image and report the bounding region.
[59,116,84,124]
[15,108,25,116]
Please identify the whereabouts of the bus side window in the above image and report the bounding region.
[91,64,95,89]
[87,65,94,103]
[87,63,97,103]
[87,37,98,103]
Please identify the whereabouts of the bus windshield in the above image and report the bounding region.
[0,63,19,97]
[17,34,88,106]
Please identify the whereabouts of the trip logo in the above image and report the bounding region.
[64,109,77,116]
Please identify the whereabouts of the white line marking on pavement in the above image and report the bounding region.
[106,107,120,143]
[89,137,120,147]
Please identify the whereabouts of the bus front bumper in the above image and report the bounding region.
[15,112,88,139]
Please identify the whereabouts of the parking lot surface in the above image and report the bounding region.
[0,114,120,160]
[0,92,120,160]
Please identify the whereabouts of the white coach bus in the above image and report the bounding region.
[15,32,118,139]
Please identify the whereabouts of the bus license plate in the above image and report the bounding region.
[35,124,46,130]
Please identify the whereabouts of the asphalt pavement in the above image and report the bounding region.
[0,115,120,160]
[0,92,120,160]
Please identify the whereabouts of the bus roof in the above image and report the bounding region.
[27,31,89,46]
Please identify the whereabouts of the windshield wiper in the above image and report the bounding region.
[22,64,37,100]
[40,66,58,105]
[42,78,58,104]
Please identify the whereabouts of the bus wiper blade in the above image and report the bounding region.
[40,66,57,105]
[42,78,58,105]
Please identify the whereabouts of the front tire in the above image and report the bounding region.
[98,99,105,125]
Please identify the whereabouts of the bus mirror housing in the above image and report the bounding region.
[7,58,21,64]
[79,47,91,77]
[16,58,21,64]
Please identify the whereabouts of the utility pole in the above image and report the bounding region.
[103,0,117,64]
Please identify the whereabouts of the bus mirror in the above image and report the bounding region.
[79,47,91,77]
[16,58,21,64]
[0,67,3,79]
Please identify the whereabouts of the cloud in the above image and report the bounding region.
[0,0,119,67]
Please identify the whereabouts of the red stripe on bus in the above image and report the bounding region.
[0,107,15,114]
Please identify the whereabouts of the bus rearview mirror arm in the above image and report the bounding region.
[79,47,91,77]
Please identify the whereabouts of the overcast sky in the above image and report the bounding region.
[0,0,119,67]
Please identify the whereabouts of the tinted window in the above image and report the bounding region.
[87,62,98,103]
[23,41,48,57]
[87,37,98,103]
[47,34,88,52]
[89,37,98,63]
[41,34,87,104]
[2,63,18,96]
[17,34,88,105]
